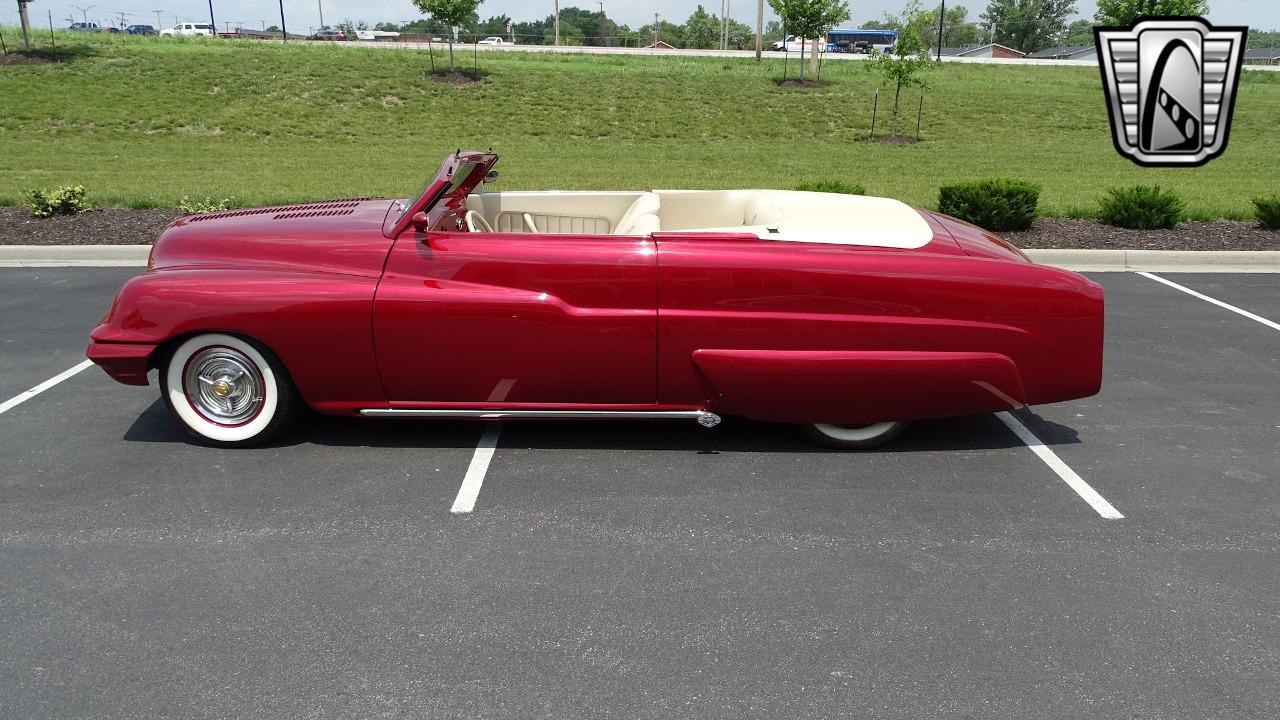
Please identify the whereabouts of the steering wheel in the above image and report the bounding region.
[464,210,493,233]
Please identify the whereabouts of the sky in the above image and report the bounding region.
[14,1,1280,34]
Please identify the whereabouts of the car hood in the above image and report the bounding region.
[149,198,398,277]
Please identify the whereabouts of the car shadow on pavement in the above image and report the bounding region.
[123,400,1082,453]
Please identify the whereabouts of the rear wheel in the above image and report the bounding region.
[801,421,909,450]
[161,333,299,448]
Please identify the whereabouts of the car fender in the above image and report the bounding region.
[89,268,386,413]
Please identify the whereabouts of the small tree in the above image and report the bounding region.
[866,2,934,137]
[17,0,34,51]
[767,0,850,80]
[412,0,484,71]
[1095,0,1208,26]
[684,5,720,49]
[981,0,1076,53]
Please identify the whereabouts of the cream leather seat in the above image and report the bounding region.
[655,190,785,232]
[612,192,661,235]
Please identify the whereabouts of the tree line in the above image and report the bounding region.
[355,5,785,50]
[863,0,1211,55]
[343,0,1265,56]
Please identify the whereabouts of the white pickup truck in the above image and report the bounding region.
[770,35,827,53]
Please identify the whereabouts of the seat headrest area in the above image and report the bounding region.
[612,192,661,235]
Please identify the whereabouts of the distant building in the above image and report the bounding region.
[1244,47,1280,66]
[1027,45,1098,61]
[939,44,1026,59]
[643,40,677,50]
[214,28,296,40]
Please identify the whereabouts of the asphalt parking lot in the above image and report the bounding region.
[1,268,1277,719]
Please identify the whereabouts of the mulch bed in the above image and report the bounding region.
[1005,218,1278,251]
[0,207,181,245]
[776,78,825,88]
[0,50,61,66]
[868,134,919,145]
[1,207,1275,250]
[428,71,484,86]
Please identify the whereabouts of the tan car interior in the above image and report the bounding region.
[463,189,934,249]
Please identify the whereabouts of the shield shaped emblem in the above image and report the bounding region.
[1095,17,1247,167]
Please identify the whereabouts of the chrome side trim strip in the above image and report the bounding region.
[359,408,720,425]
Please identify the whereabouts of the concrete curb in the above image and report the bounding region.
[2,245,1280,273]
[1024,249,1280,273]
[0,245,152,267]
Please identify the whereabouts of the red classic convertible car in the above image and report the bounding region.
[87,151,1103,448]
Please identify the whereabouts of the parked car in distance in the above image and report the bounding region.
[160,23,214,37]
[477,36,511,45]
[125,24,157,35]
[88,151,1105,450]
[306,27,348,41]
[67,22,101,32]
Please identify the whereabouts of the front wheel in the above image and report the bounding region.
[161,333,299,448]
[801,421,909,450]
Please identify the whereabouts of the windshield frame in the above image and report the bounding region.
[382,151,498,238]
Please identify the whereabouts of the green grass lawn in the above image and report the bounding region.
[1,32,1277,218]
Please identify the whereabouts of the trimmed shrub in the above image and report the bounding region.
[1254,194,1280,230]
[936,179,1040,231]
[179,194,235,214]
[796,180,867,195]
[25,185,90,218]
[1096,185,1185,229]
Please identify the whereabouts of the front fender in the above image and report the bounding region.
[89,268,385,413]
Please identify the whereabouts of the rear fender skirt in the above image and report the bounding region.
[692,349,1027,425]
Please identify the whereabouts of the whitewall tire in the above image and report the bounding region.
[802,421,909,450]
[161,333,298,447]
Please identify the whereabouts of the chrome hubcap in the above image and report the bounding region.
[183,347,264,425]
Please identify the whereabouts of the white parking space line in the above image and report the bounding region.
[0,360,94,416]
[997,411,1124,520]
[451,422,502,514]
[448,378,515,514]
[1138,272,1280,332]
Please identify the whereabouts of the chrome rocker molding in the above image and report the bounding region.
[359,408,723,427]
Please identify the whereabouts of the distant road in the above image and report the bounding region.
[335,40,1279,71]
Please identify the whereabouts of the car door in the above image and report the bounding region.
[372,230,658,406]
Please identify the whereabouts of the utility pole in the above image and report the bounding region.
[118,11,128,29]
[596,1,604,47]
[755,0,763,61]
[720,0,727,50]
[207,0,216,35]
[279,0,287,40]
[316,0,324,29]
[935,0,944,61]
[989,20,995,46]
[554,1,560,46]
[154,10,163,29]
[653,12,658,48]
[73,5,95,25]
